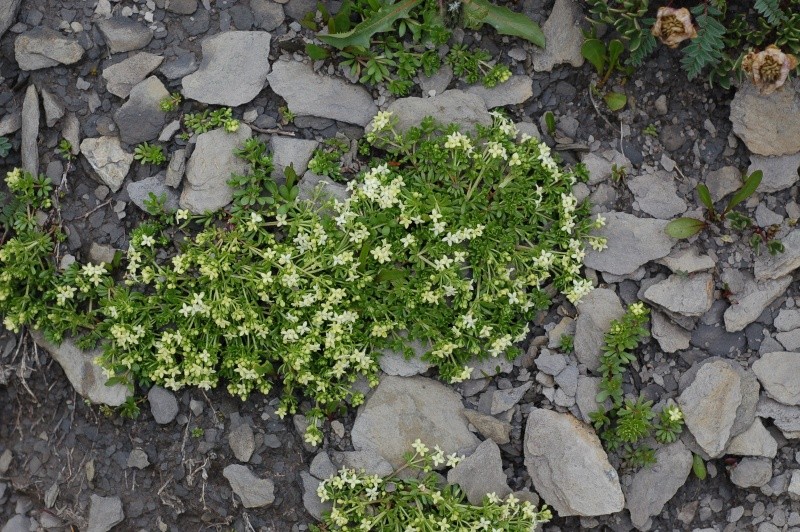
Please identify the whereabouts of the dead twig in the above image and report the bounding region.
[248,125,296,137]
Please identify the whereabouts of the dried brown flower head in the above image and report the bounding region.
[742,45,799,95]
[651,7,697,48]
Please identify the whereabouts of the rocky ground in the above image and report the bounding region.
[1,0,800,531]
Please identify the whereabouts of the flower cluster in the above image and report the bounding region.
[314,441,552,531]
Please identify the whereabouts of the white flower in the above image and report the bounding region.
[371,110,393,131]
[411,438,429,455]
[486,141,507,160]
[140,234,156,247]
[446,453,462,468]
[400,234,416,248]
[595,213,606,228]
[508,152,521,166]
[275,213,287,227]
[55,285,77,306]
[370,240,392,264]
[175,209,189,222]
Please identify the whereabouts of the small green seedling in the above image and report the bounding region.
[643,124,658,137]
[544,111,556,136]
[133,142,166,166]
[0,136,11,158]
[58,139,75,161]
[159,92,183,112]
[582,37,625,88]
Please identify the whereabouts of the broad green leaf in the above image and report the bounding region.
[725,170,762,214]
[318,0,420,50]
[696,183,714,211]
[581,39,607,75]
[665,217,706,239]
[604,91,627,111]
[544,111,556,135]
[608,39,624,68]
[305,43,330,60]
[376,268,408,282]
[692,453,707,480]
[462,0,546,48]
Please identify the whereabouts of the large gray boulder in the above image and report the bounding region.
[350,376,479,468]
[377,90,491,134]
[583,212,674,276]
[532,0,584,72]
[524,408,624,516]
[730,79,800,156]
[180,125,252,213]
[114,76,169,145]
[15,28,84,70]
[182,31,272,107]
[96,17,153,54]
[447,439,511,505]
[643,273,714,317]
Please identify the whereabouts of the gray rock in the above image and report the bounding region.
[705,166,742,202]
[0,449,12,474]
[487,382,532,415]
[627,171,687,219]
[378,89,490,134]
[165,149,186,187]
[678,359,756,458]
[40,88,64,127]
[148,386,178,424]
[378,340,432,377]
[462,408,511,444]
[755,230,800,281]
[726,419,778,458]
[532,0,584,72]
[775,309,800,332]
[182,31,272,107]
[126,175,180,212]
[651,311,691,353]
[165,0,198,15]
[180,125,252,213]
[309,452,336,480]
[229,423,255,462]
[0,0,21,41]
[515,121,541,141]
[270,136,317,181]
[114,76,169,145]
[251,0,285,31]
[0,111,21,137]
[97,17,153,54]
[729,457,773,488]
[752,352,800,406]
[297,172,349,204]
[300,472,331,521]
[584,212,674,275]
[89,243,117,264]
[31,332,130,406]
[723,275,792,332]
[87,496,124,532]
[468,355,513,379]
[223,464,275,508]
[747,153,800,193]
[656,246,715,274]
[420,64,453,96]
[644,273,714,317]
[625,441,692,530]
[535,349,567,376]
[102,52,164,98]
[62,113,81,155]
[268,60,377,126]
[755,204,783,227]
[465,76,533,108]
[789,471,800,499]
[127,448,150,469]
[351,376,479,468]
[730,79,800,156]
[555,365,579,396]
[581,150,631,185]
[21,85,39,176]
[447,439,511,505]
[1,515,29,532]
[524,408,623,516]
[574,288,624,372]
[331,449,394,478]
[160,52,198,80]
[756,396,800,438]
[575,375,602,423]
[80,137,134,192]
[15,28,84,70]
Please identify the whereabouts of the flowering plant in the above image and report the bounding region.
[0,113,599,444]
[313,440,552,531]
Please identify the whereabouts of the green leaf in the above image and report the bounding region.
[725,170,762,214]
[696,183,714,211]
[581,39,607,75]
[608,39,624,68]
[665,217,706,239]
[604,91,627,111]
[376,268,407,282]
[462,0,546,48]
[318,0,420,49]
[305,43,330,60]
[544,111,556,135]
[692,453,707,480]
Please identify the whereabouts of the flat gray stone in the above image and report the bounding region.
[419,64,453,96]
[775,309,800,332]
[651,311,691,353]
[309,452,336,480]
[625,441,692,529]
[0,0,21,41]
[644,273,714,317]
[726,419,777,458]
[182,31,272,107]
[532,0,584,72]
[575,375,602,423]
[730,79,800,156]
[755,230,800,281]
[378,339,432,377]
[80,136,134,192]
[87,495,124,532]
[165,0,198,15]
[574,288,624,372]
[102,52,164,98]
[62,113,81,155]
[229,423,255,462]
[31,332,130,406]
[330,449,394,478]
[127,448,150,469]
[378,89,490,134]
[724,276,792,332]
[268,60,377,126]
[1,515,30,532]
[584,212,674,275]
[747,153,800,193]
[297,172,349,204]
[180,125,252,213]
[15,27,84,70]
[21,85,39,176]
[148,386,178,424]
[300,472,331,521]
[535,349,567,376]
[656,246,715,274]
[756,396,800,438]
[0,111,21,137]
[581,150,631,185]
[462,408,511,444]
[729,457,773,488]
[468,355,513,379]
[165,149,186,187]
[115,76,169,145]
[464,76,533,108]
[447,439,511,505]
[223,465,275,508]
[270,136,317,181]
[487,382,532,415]
[705,166,742,202]
[41,88,64,127]
[126,175,179,212]
[627,171,687,219]
[96,17,153,54]
[524,408,623,516]
[351,376,479,468]
[251,0,285,31]
[752,352,800,406]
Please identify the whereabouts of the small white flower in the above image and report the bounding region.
[400,234,416,248]
[140,234,155,247]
